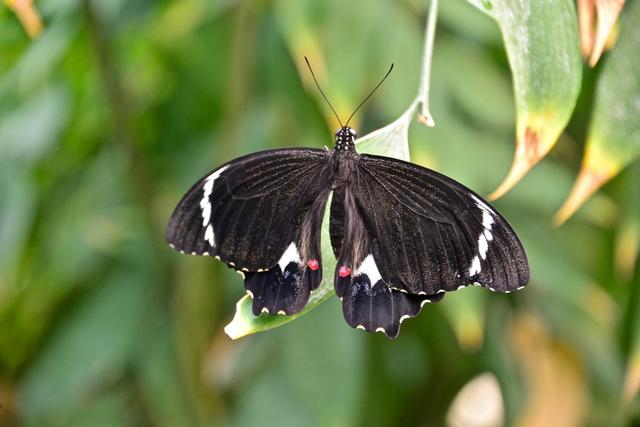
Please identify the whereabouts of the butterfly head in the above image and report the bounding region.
[335,126,357,151]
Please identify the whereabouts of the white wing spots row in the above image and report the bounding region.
[468,195,496,276]
[354,254,382,285]
[278,242,301,271]
[200,165,228,247]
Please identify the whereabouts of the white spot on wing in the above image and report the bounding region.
[375,327,386,333]
[482,210,494,229]
[468,256,481,276]
[471,194,492,213]
[478,234,489,260]
[200,165,228,246]
[354,254,382,285]
[204,225,215,247]
[278,242,301,271]
[399,315,410,323]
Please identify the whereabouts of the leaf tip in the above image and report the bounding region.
[418,113,435,127]
[588,0,624,67]
[6,0,43,38]
[489,125,555,200]
[223,295,254,340]
[578,0,596,59]
[553,164,612,226]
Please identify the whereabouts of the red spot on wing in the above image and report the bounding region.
[307,259,319,271]
[338,266,351,278]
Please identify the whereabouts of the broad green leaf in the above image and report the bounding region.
[224,109,413,339]
[465,0,582,199]
[231,302,365,427]
[555,0,640,224]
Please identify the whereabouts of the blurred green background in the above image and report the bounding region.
[1,0,640,426]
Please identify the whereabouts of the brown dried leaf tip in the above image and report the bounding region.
[554,165,611,226]
[489,126,543,201]
[578,0,625,67]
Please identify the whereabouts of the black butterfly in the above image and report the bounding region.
[166,60,529,338]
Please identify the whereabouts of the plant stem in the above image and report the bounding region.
[417,0,438,127]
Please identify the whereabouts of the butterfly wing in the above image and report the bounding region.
[167,148,333,315]
[331,153,529,337]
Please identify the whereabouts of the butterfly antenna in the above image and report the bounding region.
[304,57,344,128]
[345,63,394,127]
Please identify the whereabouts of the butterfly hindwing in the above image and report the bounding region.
[166,148,331,315]
[343,273,443,338]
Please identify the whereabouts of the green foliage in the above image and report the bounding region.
[467,0,583,199]
[1,0,640,426]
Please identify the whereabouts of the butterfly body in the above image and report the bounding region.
[167,126,529,338]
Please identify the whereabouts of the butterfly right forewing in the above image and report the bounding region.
[353,154,529,294]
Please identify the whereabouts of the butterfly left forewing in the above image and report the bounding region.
[166,148,331,316]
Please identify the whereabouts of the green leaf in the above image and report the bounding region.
[224,108,413,339]
[465,0,582,199]
[231,301,365,427]
[556,0,640,224]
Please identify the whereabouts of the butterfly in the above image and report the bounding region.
[166,59,529,338]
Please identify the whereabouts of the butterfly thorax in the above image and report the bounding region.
[331,127,359,189]
[334,126,357,153]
